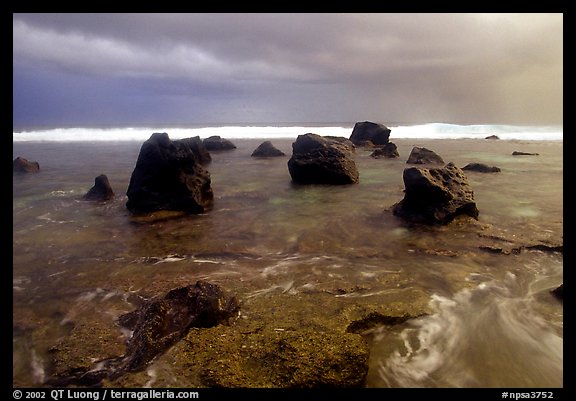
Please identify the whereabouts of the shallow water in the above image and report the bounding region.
[13,137,563,387]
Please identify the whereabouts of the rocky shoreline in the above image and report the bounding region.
[13,122,563,388]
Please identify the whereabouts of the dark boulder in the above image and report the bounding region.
[126,133,214,214]
[392,162,479,225]
[117,280,240,372]
[179,136,211,165]
[82,174,115,201]
[512,151,539,156]
[462,163,501,173]
[288,133,359,185]
[406,147,445,164]
[349,121,391,146]
[46,280,239,387]
[251,141,286,157]
[324,136,356,150]
[485,135,500,140]
[370,142,399,159]
[13,156,40,173]
[203,136,237,151]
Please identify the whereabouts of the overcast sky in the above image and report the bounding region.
[13,13,563,128]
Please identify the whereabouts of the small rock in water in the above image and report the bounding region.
[13,156,40,173]
[82,174,115,201]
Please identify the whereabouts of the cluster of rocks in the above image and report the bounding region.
[14,121,497,227]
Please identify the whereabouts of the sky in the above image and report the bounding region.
[12,13,563,128]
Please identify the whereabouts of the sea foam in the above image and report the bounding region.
[13,123,563,142]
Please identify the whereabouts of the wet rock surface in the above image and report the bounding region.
[46,281,239,387]
[288,133,359,185]
[406,147,445,164]
[203,136,237,151]
[126,133,214,214]
[370,142,399,159]
[13,156,40,173]
[462,163,501,173]
[82,174,115,201]
[392,162,479,225]
[349,121,391,146]
[251,141,286,157]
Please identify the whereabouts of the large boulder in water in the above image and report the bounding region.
[13,156,40,173]
[392,162,479,225]
[251,141,286,157]
[288,133,359,185]
[349,121,391,146]
[126,133,214,214]
[406,147,445,164]
[83,174,115,201]
[203,136,237,151]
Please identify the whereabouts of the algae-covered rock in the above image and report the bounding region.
[173,327,370,387]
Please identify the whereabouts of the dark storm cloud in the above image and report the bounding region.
[13,13,563,127]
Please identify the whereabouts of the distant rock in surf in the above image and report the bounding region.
[288,133,359,185]
[13,156,40,173]
[485,135,500,140]
[512,151,539,156]
[83,174,114,201]
[462,163,501,173]
[251,141,286,157]
[370,142,399,159]
[126,133,214,214]
[392,162,479,225]
[349,121,391,147]
[406,147,445,164]
[203,136,237,151]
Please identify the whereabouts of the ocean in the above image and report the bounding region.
[13,123,563,388]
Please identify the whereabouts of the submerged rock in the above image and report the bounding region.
[46,281,239,387]
[406,147,444,164]
[349,121,391,146]
[512,151,539,156]
[203,136,237,151]
[370,142,399,159]
[126,133,214,214]
[462,163,501,173]
[176,327,370,388]
[288,133,359,185]
[82,174,115,201]
[251,141,286,157]
[13,156,40,173]
[392,162,479,225]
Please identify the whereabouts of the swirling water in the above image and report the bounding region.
[13,131,562,388]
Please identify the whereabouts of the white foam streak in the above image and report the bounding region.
[13,123,562,142]
[377,274,563,387]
